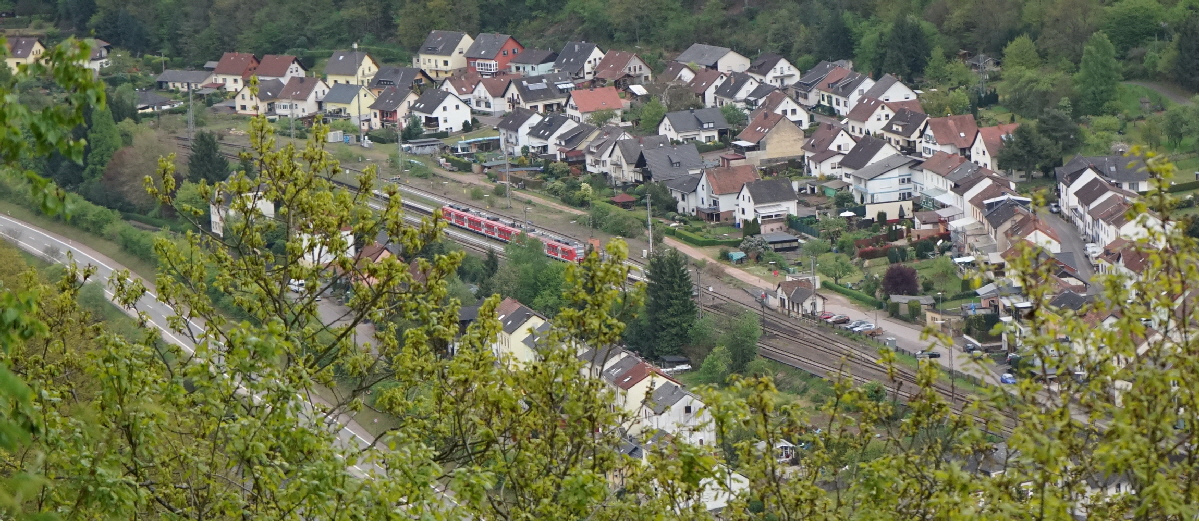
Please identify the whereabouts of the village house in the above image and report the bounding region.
[553,41,606,80]
[525,113,580,156]
[817,71,874,116]
[749,89,809,129]
[4,37,44,71]
[736,178,799,232]
[1057,154,1151,194]
[369,86,418,129]
[921,114,979,157]
[802,122,857,178]
[913,151,967,208]
[83,39,111,74]
[641,143,704,184]
[368,67,431,95]
[490,297,550,367]
[970,123,1019,171]
[212,52,259,92]
[552,123,599,162]
[639,382,716,447]
[504,73,575,113]
[775,278,826,316]
[846,154,920,219]
[234,79,286,115]
[712,72,762,108]
[984,200,1061,254]
[845,98,894,138]
[409,89,470,133]
[322,83,377,125]
[661,61,697,83]
[471,77,513,116]
[860,74,918,104]
[325,48,378,86]
[879,108,928,155]
[583,125,631,177]
[792,60,851,107]
[465,33,523,77]
[666,175,703,215]
[498,108,543,156]
[686,69,727,108]
[693,165,760,221]
[565,86,623,124]
[746,53,798,87]
[274,77,328,118]
[674,43,750,73]
[658,107,728,143]
[441,71,482,100]
[601,356,678,422]
[414,30,473,79]
[156,69,214,91]
[591,50,652,87]
[610,135,671,185]
[255,54,305,83]
[508,49,557,75]
[838,135,900,180]
[733,111,806,167]
[210,187,275,237]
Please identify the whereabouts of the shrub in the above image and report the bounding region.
[492,183,508,196]
[907,302,921,322]
[470,187,485,200]
[858,246,889,260]
[822,281,883,308]
[888,301,901,317]
[442,154,472,171]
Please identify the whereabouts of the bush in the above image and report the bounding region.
[907,302,921,322]
[858,246,889,260]
[470,187,485,200]
[492,183,508,196]
[822,281,883,309]
[662,227,742,247]
[442,154,472,171]
[367,127,398,144]
[922,278,935,292]
[424,131,450,139]
[888,301,902,317]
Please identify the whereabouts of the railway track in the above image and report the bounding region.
[174,135,1012,434]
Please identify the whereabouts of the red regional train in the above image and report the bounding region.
[440,205,585,263]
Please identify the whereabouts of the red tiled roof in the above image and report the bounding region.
[479,76,512,97]
[886,99,924,114]
[704,165,760,195]
[214,52,258,78]
[569,86,622,113]
[688,69,724,95]
[814,67,851,93]
[256,54,300,78]
[614,362,653,390]
[977,122,1020,158]
[920,151,968,177]
[846,97,885,123]
[738,110,785,143]
[610,193,637,203]
[445,71,482,96]
[593,50,638,80]
[925,114,979,149]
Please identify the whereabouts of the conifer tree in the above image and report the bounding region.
[641,248,696,358]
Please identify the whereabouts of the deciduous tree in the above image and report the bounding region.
[1075,32,1122,115]
[1002,34,1042,70]
[818,253,857,284]
[722,310,761,374]
[882,263,919,295]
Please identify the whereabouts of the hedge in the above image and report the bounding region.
[663,227,743,247]
[1169,180,1199,193]
[442,154,473,171]
[694,141,729,153]
[822,281,883,309]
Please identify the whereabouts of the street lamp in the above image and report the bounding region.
[523,207,532,225]
[442,181,448,195]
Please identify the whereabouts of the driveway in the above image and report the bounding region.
[1037,209,1095,288]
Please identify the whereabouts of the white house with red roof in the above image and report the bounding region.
[255,54,305,83]
[971,122,1019,170]
[920,114,979,157]
[565,86,624,125]
[212,52,259,92]
[750,90,809,129]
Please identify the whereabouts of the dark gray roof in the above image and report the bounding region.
[577,345,623,366]
[796,60,841,88]
[642,144,703,182]
[528,113,574,140]
[840,135,889,170]
[665,174,702,193]
[498,107,539,132]
[759,232,799,243]
[511,73,575,103]
[419,30,468,56]
[510,49,557,65]
[369,86,413,111]
[647,383,687,414]
[946,161,983,183]
[616,135,671,163]
[136,90,174,108]
[465,33,513,59]
[662,107,728,133]
[676,43,732,68]
[746,83,777,103]
[827,72,870,98]
[324,50,372,77]
[586,126,627,157]
[252,79,286,102]
[323,83,364,105]
[156,69,212,84]
[1074,178,1113,208]
[520,322,551,348]
[860,73,900,100]
[410,89,457,114]
[882,108,928,137]
[1049,290,1093,311]
[6,37,39,59]
[984,198,1022,228]
[556,123,597,148]
[849,154,917,181]
[1056,155,1149,185]
[369,67,425,90]
[715,72,755,99]
[743,178,796,204]
[554,42,600,76]
[747,53,785,76]
[601,356,641,383]
[499,302,538,334]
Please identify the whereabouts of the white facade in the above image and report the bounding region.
[658,119,720,143]
[735,186,799,232]
[501,113,543,156]
[213,73,246,93]
[715,52,751,73]
[299,229,356,267]
[846,101,895,138]
[849,161,917,207]
[412,93,471,133]
[757,95,810,129]
[469,81,507,116]
[210,192,274,237]
[669,183,701,215]
[526,119,580,155]
[276,80,329,118]
[749,57,798,87]
[639,392,716,447]
[715,76,761,109]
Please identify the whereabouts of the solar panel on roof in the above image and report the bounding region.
[527,83,547,90]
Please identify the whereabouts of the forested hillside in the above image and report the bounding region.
[9,0,1196,92]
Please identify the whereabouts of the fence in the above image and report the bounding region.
[788,220,820,238]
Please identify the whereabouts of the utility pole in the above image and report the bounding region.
[186,84,195,143]
[354,43,363,143]
[646,194,653,256]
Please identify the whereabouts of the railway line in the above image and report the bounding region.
[174,135,1013,434]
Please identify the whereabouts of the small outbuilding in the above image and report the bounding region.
[756,231,801,252]
[610,193,637,209]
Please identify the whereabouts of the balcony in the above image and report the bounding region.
[475,60,499,74]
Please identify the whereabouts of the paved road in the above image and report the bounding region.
[0,214,465,512]
[1037,209,1096,291]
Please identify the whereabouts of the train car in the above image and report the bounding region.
[440,205,584,263]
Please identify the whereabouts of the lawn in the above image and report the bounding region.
[1114,83,1175,118]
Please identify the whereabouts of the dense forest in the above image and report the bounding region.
[1,0,1194,93]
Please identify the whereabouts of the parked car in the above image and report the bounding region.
[860,327,885,337]
[1085,243,1102,259]
[826,314,850,324]
[818,311,835,320]
[1049,202,1061,214]
[963,343,981,353]
[915,350,942,359]
[1000,373,1017,384]
[842,320,867,330]
[851,322,877,333]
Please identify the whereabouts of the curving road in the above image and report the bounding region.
[0,214,463,510]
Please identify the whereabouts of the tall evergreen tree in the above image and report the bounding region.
[1176,14,1199,92]
[1074,32,1122,116]
[1036,107,1081,155]
[188,130,231,184]
[816,10,854,61]
[878,15,930,80]
[997,123,1058,176]
[641,248,696,359]
[82,107,121,182]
